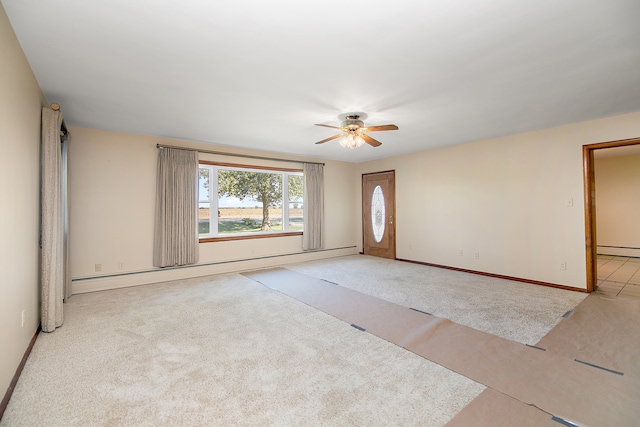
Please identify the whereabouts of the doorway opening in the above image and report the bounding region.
[583,137,640,292]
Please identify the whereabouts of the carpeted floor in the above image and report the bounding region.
[288,256,587,344]
[1,255,587,426]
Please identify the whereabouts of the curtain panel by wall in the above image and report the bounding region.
[302,163,324,251]
[41,107,69,332]
[153,147,199,267]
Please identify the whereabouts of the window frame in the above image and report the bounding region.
[199,161,304,243]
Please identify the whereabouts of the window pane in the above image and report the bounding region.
[288,174,303,231]
[289,202,303,230]
[198,167,209,201]
[217,169,282,234]
[198,202,210,235]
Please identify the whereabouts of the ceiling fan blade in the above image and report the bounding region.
[315,133,344,144]
[361,134,382,147]
[361,124,398,132]
[315,124,342,130]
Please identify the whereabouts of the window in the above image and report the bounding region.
[198,162,303,241]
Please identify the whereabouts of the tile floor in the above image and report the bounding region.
[596,255,640,299]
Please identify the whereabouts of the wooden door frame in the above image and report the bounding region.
[583,137,640,292]
[362,170,396,259]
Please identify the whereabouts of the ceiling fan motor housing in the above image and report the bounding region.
[341,115,364,132]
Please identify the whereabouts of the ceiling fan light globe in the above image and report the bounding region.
[339,133,365,149]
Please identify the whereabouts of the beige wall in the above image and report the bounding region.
[68,127,359,292]
[0,3,46,399]
[357,111,640,290]
[595,153,640,257]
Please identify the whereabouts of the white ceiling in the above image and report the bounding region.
[3,0,640,163]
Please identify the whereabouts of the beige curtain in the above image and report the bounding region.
[153,147,199,267]
[62,134,72,301]
[302,163,324,251]
[41,107,66,332]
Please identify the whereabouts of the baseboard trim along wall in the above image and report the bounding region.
[0,327,40,422]
[396,258,589,293]
[597,246,640,258]
[72,246,358,294]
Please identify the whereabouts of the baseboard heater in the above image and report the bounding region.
[597,245,640,258]
[71,246,360,294]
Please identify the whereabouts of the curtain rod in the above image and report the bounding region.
[156,143,325,166]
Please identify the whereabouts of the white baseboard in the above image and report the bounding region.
[72,247,358,294]
[597,246,640,258]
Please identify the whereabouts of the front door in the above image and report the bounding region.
[362,171,396,259]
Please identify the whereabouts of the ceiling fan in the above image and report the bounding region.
[314,114,398,149]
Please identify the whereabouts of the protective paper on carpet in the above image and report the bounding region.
[243,268,640,427]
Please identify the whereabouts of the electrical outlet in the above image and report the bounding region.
[458,250,463,257]
[474,252,480,259]
[118,261,124,270]
[21,309,25,327]
[95,263,102,272]
[560,262,567,271]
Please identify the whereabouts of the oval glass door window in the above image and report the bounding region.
[371,185,385,243]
